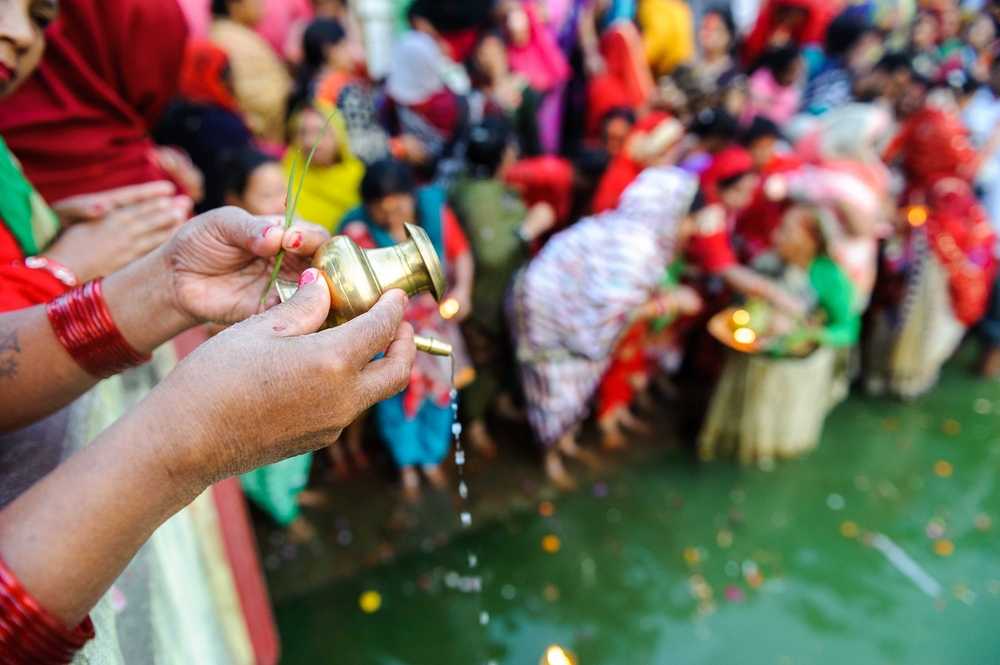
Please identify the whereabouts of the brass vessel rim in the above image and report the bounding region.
[404,222,446,302]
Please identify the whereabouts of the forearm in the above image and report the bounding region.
[0,405,202,627]
[722,266,808,318]
[0,249,194,432]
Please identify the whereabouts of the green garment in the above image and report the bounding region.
[240,453,313,526]
[450,177,529,336]
[0,136,59,255]
[450,177,529,421]
[809,255,860,348]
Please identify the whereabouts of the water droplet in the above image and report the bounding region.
[500,584,517,600]
[455,450,466,466]
[452,422,463,436]
[458,481,468,499]
[479,611,490,625]
[460,511,472,527]
[468,553,478,568]
[826,493,845,511]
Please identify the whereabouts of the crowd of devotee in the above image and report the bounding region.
[1,0,1000,661]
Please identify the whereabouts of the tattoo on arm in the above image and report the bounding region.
[0,327,20,379]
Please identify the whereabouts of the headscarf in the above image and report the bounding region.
[506,3,571,93]
[743,0,840,66]
[699,146,755,204]
[637,0,695,77]
[179,40,240,112]
[884,107,979,189]
[586,22,656,136]
[386,32,448,106]
[0,0,189,202]
[283,106,365,231]
[518,166,698,362]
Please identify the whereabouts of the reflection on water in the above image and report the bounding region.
[277,357,1000,665]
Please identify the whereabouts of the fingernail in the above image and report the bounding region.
[261,225,278,239]
[298,268,319,287]
[287,231,303,249]
[89,203,109,216]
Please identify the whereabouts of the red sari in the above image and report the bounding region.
[0,0,188,202]
[884,107,997,326]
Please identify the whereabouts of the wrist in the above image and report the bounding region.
[101,249,197,355]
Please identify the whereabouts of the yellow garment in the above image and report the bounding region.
[283,110,364,231]
[211,18,292,143]
[637,0,694,77]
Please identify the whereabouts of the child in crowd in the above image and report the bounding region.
[340,160,475,500]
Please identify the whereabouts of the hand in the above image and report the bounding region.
[442,287,473,322]
[161,207,331,326]
[44,192,193,283]
[48,181,177,225]
[398,134,429,165]
[672,286,703,317]
[136,280,415,494]
[519,202,557,241]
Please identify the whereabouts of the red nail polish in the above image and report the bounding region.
[288,232,303,249]
[298,268,319,287]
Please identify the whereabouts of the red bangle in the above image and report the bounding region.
[0,556,94,665]
[45,280,151,379]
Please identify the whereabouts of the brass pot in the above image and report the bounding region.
[276,223,453,356]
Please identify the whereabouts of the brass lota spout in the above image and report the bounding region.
[274,223,453,356]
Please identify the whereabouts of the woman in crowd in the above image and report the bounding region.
[339,159,475,500]
[383,31,467,179]
[450,117,556,456]
[283,102,365,231]
[700,203,860,465]
[210,0,292,145]
[744,45,804,125]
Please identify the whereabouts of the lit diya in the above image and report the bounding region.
[708,305,770,354]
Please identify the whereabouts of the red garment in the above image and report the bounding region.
[0,222,69,312]
[591,112,672,214]
[743,0,840,66]
[441,207,471,260]
[586,23,655,138]
[884,107,980,189]
[407,90,463,140]
[734,153,804,262]
[503,156,575,226]
[597,321,651,419]
[887,108,996,325]
[921,179,997,326]
[699,146,754,204]
[438,28,482,62]
[179,40,239,112]
[0,0,188,202]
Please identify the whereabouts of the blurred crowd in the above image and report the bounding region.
[4,0,1000,546]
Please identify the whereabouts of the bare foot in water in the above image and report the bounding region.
[545,450,577,491]
[558,433,603,470]
[287,516,317,544]
[620,409,653,435]
[468,420,498,459]
[422,464,449,490]
[401,466,421,503]
[600,416,628,451]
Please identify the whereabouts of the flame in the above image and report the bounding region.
[907,206,928,227]
[731,309,751,326]
[733,327,757,345]
[544,646,576,665]
[439,297,461,320]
